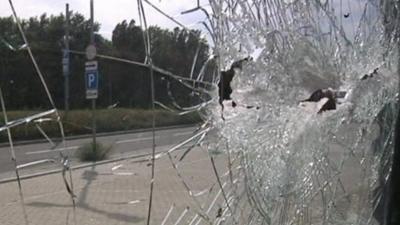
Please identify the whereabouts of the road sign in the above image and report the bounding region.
[85,44,97,60]
[63,64,69,75]
[62,49,69,76]
[85,61,98,99]
[62,49,69,63]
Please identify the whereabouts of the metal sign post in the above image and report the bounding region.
[85,60,98,154]
[87,0,97,155]
[63,3,70,112]
[62,49,69,110]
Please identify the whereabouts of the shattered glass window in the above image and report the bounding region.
[1,0,399,224]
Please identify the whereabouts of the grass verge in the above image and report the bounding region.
[0,108,201,142]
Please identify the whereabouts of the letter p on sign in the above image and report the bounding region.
[88,73,96,89]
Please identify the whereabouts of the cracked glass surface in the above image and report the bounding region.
[205,0,400,224]
[2,0,400,224]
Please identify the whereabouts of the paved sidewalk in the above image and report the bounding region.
[0,147,229,225]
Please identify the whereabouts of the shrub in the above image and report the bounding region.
[76,141,113,162]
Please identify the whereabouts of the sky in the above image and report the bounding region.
[1,0,210,40]
[0,0,374,47]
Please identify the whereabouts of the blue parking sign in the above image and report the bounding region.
[85,61,98,99]
[86,71,98,89]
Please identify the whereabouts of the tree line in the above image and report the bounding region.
[0,13,210,110]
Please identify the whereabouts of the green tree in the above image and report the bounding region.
[0,14,210,110]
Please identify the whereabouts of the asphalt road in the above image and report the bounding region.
[0,126,198,177]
